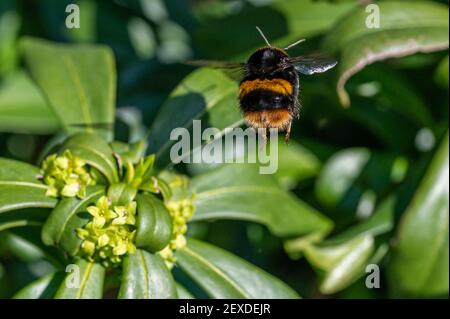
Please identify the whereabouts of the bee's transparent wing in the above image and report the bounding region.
[184,59,245,80]
[290,56,338,75]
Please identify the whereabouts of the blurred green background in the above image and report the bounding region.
[0,0,448,298]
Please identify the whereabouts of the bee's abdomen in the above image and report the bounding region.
[239,78,293,97]
[239,78,293,111]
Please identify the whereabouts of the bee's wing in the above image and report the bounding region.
[184,59,245,81]
[184,59,245,70]
[290,56,338,75]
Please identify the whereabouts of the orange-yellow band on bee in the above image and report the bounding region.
[239,78,293,97]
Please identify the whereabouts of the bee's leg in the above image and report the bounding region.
[284,121,292,144]
[258,128,268,151]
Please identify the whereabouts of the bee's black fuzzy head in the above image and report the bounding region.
[246,47,291,75]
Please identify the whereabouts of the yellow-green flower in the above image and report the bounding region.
[40,150,95,198]
[76,195,138,267]
[159,196,195,268]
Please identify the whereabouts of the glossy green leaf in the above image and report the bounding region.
[21,37,116,140]
[176,283,194,299]
[62,133,119,183]
[0,71,59,134]
[315,148,407,223]
[147,68,242,168]
[13,272,64,299]
[55,259,105,299]
[388,133,449,297]
[323,196,395,245]
[118,249,177,299]
[9,226,66,268]
[176,239,299,299]
[0,158,56,214]
[315,148,370,208]
[41,186,105,248]
[135,193,172,253]
[0,208,49,231]
[304,235,375,295]
[275,139,322,189]
[323,1,449,106]
[191,164,332,238]
[107,183,137,206]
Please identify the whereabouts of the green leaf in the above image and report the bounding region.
[41,186,105,249]
[388,133,449,297]
[13,272,64,299]
[195,0,356,60]
[191,164,332,238]
[0,208,49,232]
[118,249,177,299]
[176,283,195,299]
[0,158,56,214]
[314,148,407,225]
[0,71,59,134]
[315,148,370,208]
[176,239,299,299]
[55,259,105,299]
[434,55,449,89]
[304,235,375,295]
[323,196,395,245]
[147,68,242,168]
[62,133,119,184]
[0,10,20,75]
[323,1,449,106]
[135,193,172,253]
[21,37,116,140]
[275,139,322,189]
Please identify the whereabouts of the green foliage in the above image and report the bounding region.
[0,0,448,299]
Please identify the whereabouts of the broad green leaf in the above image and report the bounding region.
[323,1,449,106]
[434,55,449,89]
[275,139,322,189]
[176,283,194,299]
[323,196,395,245]
[9,227,66,268]
[176,239,299,299]
[285,195,395,256]
[55,259,105,299]
[13,272,64,299]
[135,193,172,253]
[147,68,242,168]
[0,10,20,75]
[388,133,449,297]
[0,71,59,134]
[41,186,105,248]
[304,235,375,295]
[0,208,49,232]
[118,249,177,299]
[21,37,116,140]
[195,0,356,60]
[62,133,119,183]
[0,158,56,214]
[190,164,332,237]
[188,138,322,190]
[315,148,407,223]
[315,148,370,208]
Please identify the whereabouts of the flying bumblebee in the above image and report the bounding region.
[189,27,338,143]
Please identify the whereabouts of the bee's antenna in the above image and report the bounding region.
[284,38,306,51]
[255,26,271,47]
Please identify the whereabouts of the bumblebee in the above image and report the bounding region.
[189,27,337,143]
